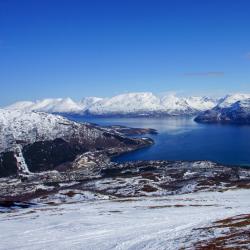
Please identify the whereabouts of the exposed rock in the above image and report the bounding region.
[193,214,250,249]
[102,125,158,136]
[1,159,249,203]
[0,151,17,177]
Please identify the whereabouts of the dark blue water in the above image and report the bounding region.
[68,116,250,166]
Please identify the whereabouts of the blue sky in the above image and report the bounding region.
[1,0,250,106]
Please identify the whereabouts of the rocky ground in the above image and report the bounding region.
[193,214,250,249]
[1,156,250,205]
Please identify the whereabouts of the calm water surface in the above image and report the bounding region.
[68,116,250,166]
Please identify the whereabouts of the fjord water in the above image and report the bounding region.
[69,116,250,166]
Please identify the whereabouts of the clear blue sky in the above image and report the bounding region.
[1,0,250,106]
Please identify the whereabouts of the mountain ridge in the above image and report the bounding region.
[0,109,153,177]
[195,95,250,124]
[5,92,250,119]
[4,92,218,116]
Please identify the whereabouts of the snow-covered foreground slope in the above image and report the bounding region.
[0,189,249,250]
[4,92,218,116]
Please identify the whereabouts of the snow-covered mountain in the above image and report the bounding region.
[87,92,161,115]
[0,109,152,176]
[217,93,250,108]
[195,94,250,124]
[79,97,104,110]
[0,109,112,153]
[87,93,217,116]
[4,92,218,116]
[6,98,84,114]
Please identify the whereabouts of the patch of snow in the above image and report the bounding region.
[14,145,30,174]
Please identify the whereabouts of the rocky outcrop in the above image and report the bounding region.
[1,159,249,203]
[0,152,17,177]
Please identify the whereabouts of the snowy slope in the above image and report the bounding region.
[87,93,217,115]
[0,109,108,153]
[87,92,161,114]
[6,98,83,114]
[4,92,218,116]
[185,96,216,111]
[5,101,35,110]
[1,189,249,250]
[79,96,103,110]
[217,93,250,108]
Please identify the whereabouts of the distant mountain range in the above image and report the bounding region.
[4,92,250,122]
[4,92,218,117]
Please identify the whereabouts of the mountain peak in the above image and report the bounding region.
[217,93,250,108]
